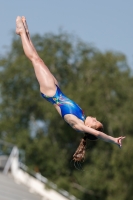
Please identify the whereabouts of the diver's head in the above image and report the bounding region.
[85,116,103,131]
[84,116,103,140]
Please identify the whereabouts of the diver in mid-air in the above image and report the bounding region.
[16,16,125,162]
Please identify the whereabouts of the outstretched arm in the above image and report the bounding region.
[75,123,125,148]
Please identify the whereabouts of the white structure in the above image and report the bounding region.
[3,146,79,200]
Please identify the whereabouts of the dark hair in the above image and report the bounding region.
[84,133,98,141]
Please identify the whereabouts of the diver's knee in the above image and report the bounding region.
[32,56,43,65]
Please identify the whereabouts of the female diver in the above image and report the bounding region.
[16,16,125,162]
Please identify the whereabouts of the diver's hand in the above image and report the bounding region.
[115,136,126,148]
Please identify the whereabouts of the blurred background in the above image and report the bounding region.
[0,1,133,200]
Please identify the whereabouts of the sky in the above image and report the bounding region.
[0,0,133,68]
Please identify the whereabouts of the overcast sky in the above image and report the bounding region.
[0,0,133,68]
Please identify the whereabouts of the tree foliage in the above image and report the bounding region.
[0,31,133,200]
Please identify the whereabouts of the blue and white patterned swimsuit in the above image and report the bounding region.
[41,85,86,122]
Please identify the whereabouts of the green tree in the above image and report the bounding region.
[0,31,133,200]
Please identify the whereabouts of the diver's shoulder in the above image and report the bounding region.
[64,114,84,130]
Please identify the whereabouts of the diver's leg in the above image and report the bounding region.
[21,16,38,55]
[21,16,59,87]
[16,16,58,96]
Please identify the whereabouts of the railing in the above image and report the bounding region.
[19,162,79,200]
[1,140,79,200]
[3,146,18,174]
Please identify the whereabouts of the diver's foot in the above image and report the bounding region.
[21,16,29,35]
[16,16,25,35]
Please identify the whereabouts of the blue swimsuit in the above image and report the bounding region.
[41,85,86,122]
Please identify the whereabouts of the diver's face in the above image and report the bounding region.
[85,116,103,130]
